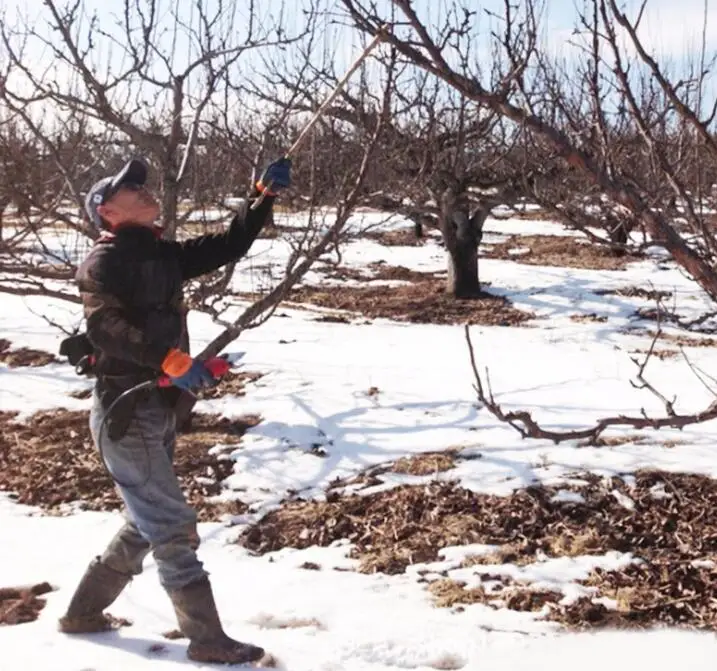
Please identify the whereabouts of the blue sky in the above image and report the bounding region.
[10,0,717,58]
[7,0,717,70]
[4,0,717,124]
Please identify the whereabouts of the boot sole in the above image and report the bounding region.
[188,647,277,667]
[58,613,132,634]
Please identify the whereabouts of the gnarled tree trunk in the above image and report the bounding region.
[440,188,488,297]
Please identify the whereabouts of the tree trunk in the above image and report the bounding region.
[446,241,480,297]
[161,176,180,239]
[440,196,488,298]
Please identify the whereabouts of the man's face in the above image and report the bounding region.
[97,183,160,229]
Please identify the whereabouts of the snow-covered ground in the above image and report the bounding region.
[1,213,717,670]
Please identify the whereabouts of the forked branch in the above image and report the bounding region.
[464,324,717,445]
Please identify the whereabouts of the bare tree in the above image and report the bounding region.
[0,0,312,237]
[339,0,717,302]
[248,29,542,296]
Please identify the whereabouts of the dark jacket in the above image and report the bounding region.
[76,195,273,401]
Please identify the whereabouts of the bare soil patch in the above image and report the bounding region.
[0,582,55,626]
[0,338,58,368]
[483,235,640,271]
[289,279,533,326]
[0,408,258,521]
[238,470,717,630]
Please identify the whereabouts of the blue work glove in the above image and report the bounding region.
[257,157,292,195]
[161,349,216,392]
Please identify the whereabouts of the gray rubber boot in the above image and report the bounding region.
[58,557,133,633]
[101,520,151,576]
[167,577,266,664]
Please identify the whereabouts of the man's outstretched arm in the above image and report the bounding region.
[175,158,291,281]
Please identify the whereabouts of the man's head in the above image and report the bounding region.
[85,158,160,231]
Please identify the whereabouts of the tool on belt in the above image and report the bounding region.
[60,332,239,488]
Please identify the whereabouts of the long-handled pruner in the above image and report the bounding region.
[251,26,390,210]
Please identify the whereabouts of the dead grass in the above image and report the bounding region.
[0,582,54,625]
[502,207,556,221]
[69,388,93,400]
[299,562,322,571]
[238,470,717,631]
[0,408,258,521]
[368,261,441,284]
[504,588,563,612]
[629,348,679,360]
[589,434,649,447]
[483,235,640,271]
[364,228,428,247]
[595,286,673,301]
[318,262,440,285]
[0,338,58,368]
[197,370,264,400]
[461,542,536,568]
[547,529,603,557]
[619,328,717,350]
[651,332,717,348]
[391,451,458,476]
[289,279,533,326]
[428,654,466,670]
[428,580,492,608]
[570,313,608,324]
[248,614,326,631]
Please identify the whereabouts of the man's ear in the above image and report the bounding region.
[96,203,115,224]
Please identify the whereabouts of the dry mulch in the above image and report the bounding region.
[570,313,608,324]
[657,332,717,348]
[364,228,428,247]
[483,235,640,271]
[391,451,458,476]
[0,582,55,626]
[0,338,58,368]
[238,470,717,631]
[595,286,673,302]
[198,370,265,400]
[622,328,717,349]
[0,408,258,522]
[290,279,533,326]
[319,262,442,285]
[629,348,679,360]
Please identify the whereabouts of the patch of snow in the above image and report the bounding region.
[551,491,586,504]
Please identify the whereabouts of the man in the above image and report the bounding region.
[58,156,290,665]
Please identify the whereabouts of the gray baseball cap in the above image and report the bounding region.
[84,158,148,230]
